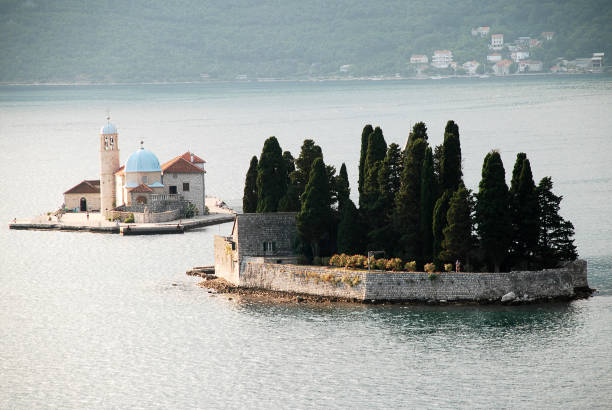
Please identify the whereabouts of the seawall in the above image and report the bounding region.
[218,259,589,303]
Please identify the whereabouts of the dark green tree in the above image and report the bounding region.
[536,177,578,267]
[337,198,364,254]
[336,163,350,212]
[433,144,443,188]
[297,158,333,257]
[441,185,472,265]
[256,136,287,213]
[432,190,450,268]
[394,137,428,263]
[406,121,428,146]
[293,139,323,197]
[278,151,301,211]
[509,155,540,267]
[358,124,374,196]
[242,155,258,213]
[420,147,436,263]
[476,151,512,272]
[440,120,463,193]
[360,126,387,209]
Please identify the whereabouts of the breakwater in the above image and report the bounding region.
[215,259,590,303]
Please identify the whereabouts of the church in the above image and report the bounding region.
[64,118,206,218]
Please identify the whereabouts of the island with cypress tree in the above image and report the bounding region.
[208,122,591,304]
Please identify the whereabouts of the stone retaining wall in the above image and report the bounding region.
[219,259,588,302]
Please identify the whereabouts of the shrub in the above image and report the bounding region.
[428,273,439,280]
[338,253,350,267]
[124,213,135,223]
[424,263,436,273]
[404,261,417,272]
[375,258,387,270]
[444,263,453,272]
[329,254,341,267]
[386,258,403,271]
[349,254,365,269]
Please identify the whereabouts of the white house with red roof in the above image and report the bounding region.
[64,118,206,216]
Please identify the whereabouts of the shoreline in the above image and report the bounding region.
[0,72,606,87]
[197,277,595,307]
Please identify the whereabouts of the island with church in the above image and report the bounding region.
[195,121,593,304]
[9,117,235,235]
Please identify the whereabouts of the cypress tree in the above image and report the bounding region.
[358,124,374,196]
[440,120,463,193]
[406,121,428,146]
[360,126,387,210]
[337,198,363,254]
[433,144,443,189]
[510,156,540,267]
[420,147,436,263]
[294,139,323,197]
[256,136,286,213]
[394,137,428,263]
[336,163,350,213]
[278,150,301,212]
[510,153,527,195]
[441,185,472,265]
[432,190,450,268]
[476,151,512,272]
[536,177,578,267]
[242,155,259,213]
[297,158,333,257]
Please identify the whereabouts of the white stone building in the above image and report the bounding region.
[518,60,543,72]
[410,54,429,64]
[490,34,504,50]
[471,26,490,37]
[64,118,206,216]
[462,61,480,74]
[487,53,502,63]
[511,50,530,62]
[431,50,453,69]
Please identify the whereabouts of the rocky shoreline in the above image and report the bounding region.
[197,276,594,306]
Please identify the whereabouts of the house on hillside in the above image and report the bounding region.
[490,34,504,50]
[462,61,480,74]
[410,55,429,64]
[487,53,502,63]
[518,60,543,72]
[493,59,512,75]
[542,32,555,41]
[511,51,530,62]
[431,50,453,69]
[592,53,605,72]
[471,26,490,37]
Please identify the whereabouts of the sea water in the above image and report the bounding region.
[0,76,611,408]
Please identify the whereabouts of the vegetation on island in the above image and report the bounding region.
[1,0,609,83]
[243,121,577,273]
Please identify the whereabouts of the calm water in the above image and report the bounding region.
[1,76,611,408]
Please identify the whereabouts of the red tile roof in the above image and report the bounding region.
[114,165,125,176]
[179,151,206,164]
[161,157,206,173]
[128,184,153,193]
[64,180,100,195]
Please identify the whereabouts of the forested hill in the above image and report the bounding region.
[1,0,610,83]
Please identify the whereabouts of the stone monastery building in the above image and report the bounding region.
[64,118,206,217]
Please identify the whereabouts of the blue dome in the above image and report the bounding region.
[125,147,162,173]
[100,123,118,135]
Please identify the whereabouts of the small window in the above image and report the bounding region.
[169,186,177,194]
[142,175,148,184]
[183,182,190,192]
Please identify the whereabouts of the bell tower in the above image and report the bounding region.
[100,116,120,216]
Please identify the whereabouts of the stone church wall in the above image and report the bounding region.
[164,173,205,214]
[216,260,588,302]
[64,193,101,212]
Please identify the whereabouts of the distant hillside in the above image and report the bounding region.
[1,0,610,83]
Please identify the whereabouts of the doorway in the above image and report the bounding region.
[80,197,87,211]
